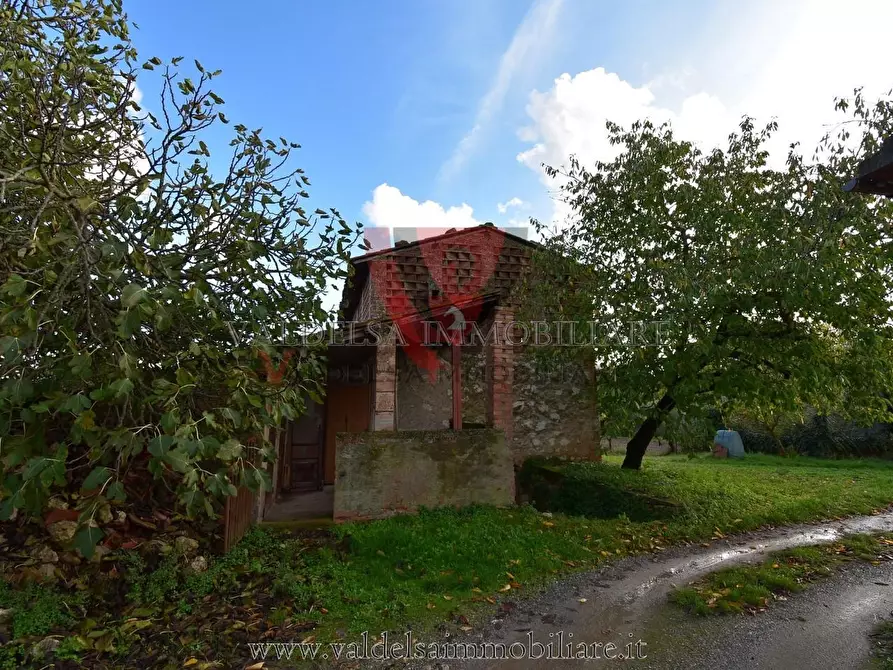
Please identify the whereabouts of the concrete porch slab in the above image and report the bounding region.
[263,485,334,522]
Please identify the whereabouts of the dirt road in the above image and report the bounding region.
[434,511,893,670]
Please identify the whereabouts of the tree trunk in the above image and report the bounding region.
[622,393,676,469]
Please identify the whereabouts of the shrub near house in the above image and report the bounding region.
[0,0,357,556]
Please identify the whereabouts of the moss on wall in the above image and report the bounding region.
[334,429,514,521]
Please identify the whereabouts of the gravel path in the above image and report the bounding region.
[376,511,893,670]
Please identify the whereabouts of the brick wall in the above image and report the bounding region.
[355,227,534,321]
[333,429,515,521]
[372,344,396,431]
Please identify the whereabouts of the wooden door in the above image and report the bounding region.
[282,400,325,492]
[324,384,371,483]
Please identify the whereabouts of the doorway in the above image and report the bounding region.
[279,399,325,493]
[324,383,371,483]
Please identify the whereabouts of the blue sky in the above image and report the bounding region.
[127,0,893,248]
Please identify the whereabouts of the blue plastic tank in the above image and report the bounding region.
[714,430,745,458]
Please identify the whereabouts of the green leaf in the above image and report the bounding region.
[0,497,19,521]
[163,447,191,473]
[74,526,105,559]
[107,481,126,502]
[111,378,134,398]
[22,457,49,481]
[148,435,174,459]
[118,308,142,339]
[121,283,146,308]
[242,466,272,492]
[181,488,204,516]
[76,197,97,213]
[175,367,194,386]
[82,466,111,491]
[220,407,241,426]
[199,436,220,455]
[160,411,179,434]
[1,274,26,297]
[0,336,20,362]
[217,439,243,462]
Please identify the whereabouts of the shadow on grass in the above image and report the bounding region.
[519,458,684,522]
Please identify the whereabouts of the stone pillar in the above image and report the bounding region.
[485,306,514,443]
[373,343,396,431]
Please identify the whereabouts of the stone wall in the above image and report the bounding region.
[333,429,515,521]
[396,347,490,429]
[462,348,599,463]
[391,343,599,461]
[512,351,599,461]
[396,348,452,430]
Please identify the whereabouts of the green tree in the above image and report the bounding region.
[529,94,893,469]
[0,0,359,542]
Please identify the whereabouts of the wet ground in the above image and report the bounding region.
[402,511,893,670]
[637,559,893,669]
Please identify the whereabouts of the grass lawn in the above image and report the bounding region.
[871,619,893,669]
[670,532,893,615]
[4,453,893,668]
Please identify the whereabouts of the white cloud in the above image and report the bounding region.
[439,0,564,182]
[361,184,537,248]
[131,81,144,106]
[364,1,893,244]
[497,197,527,214]
[517,0,893,219]
[362,183,486,248]
[517,68,732,173]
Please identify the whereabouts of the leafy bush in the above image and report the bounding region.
[731,406,893,458]
[658,410,721,453]
[0,0,360,547]
[124,552,182,605]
